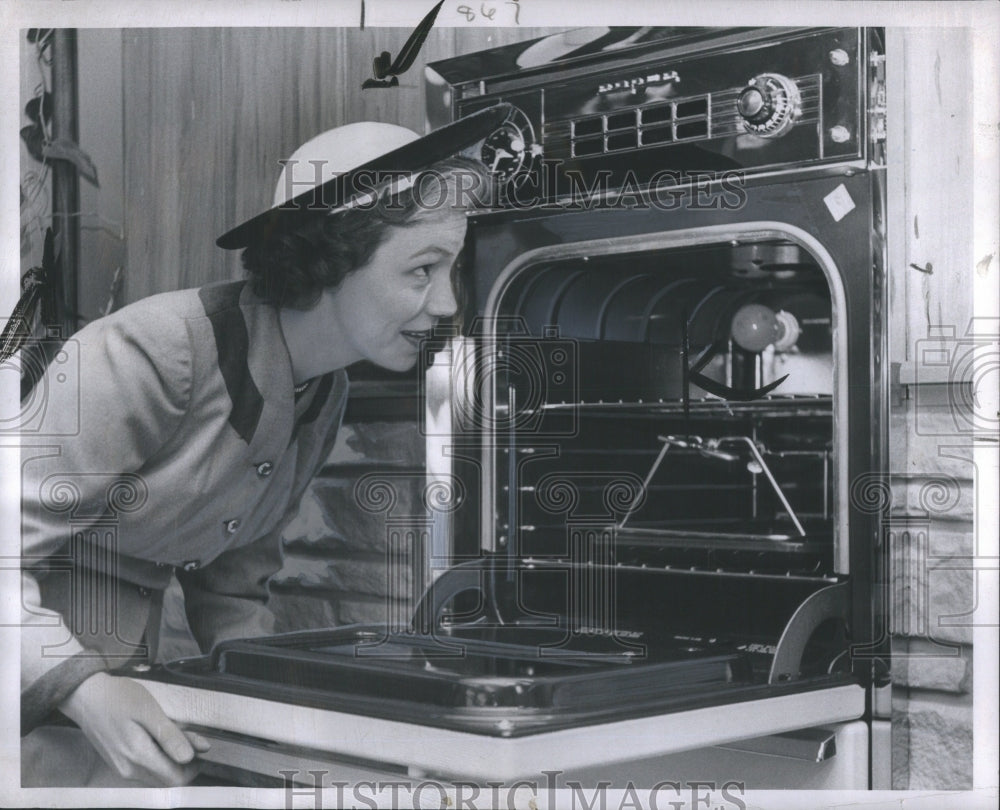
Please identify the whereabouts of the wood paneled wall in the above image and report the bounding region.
[122,27,559,302]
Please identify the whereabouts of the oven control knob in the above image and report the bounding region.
[737,73,802,138]
[736,86,769,122]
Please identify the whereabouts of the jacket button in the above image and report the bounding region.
[137,586,151,597]
[255,461,274,477]
[225,518,241,534]
[182,559,200,572]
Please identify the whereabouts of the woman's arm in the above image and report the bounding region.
[60,672,211,786]
[20,300,196,782]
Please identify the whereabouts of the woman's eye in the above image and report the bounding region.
[411,266,430,281]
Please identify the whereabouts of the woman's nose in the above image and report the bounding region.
[426,269,459,319]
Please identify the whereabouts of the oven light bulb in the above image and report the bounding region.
[730,304,800,353]
[731,303,780,352]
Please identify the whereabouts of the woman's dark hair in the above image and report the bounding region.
[242,156,491,309]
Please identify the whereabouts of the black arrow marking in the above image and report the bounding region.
[362,0,444,89]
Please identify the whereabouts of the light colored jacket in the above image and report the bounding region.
[20,281,348,731]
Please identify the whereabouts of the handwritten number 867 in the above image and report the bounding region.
[457,1,521,24]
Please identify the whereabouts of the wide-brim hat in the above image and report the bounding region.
[216,103,511,250]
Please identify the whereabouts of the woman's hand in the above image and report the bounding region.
[60,671,211,786]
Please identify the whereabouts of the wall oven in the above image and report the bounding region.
[136,26,889,790]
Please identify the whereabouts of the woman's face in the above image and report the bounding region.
[322,209,466,372]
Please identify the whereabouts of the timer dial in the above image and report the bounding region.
[480,105,539,184]
[736,73,802,138]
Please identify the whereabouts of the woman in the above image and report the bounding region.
[20,108,501,786]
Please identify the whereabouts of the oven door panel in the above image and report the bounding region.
[133,675,864,784]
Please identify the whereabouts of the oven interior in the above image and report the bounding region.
[156,237,855,737]
[475,236,837,574]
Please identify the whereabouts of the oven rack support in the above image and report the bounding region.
[768,580,849,683]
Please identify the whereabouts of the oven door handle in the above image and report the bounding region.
[716,725,839,762]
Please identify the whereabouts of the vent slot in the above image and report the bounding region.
[573,138,605,157]
[606,111,637,130]
[676,120,709,140]
[607,131,638,151]
[641,104,673,125]
[641,126,674,146]
[573,118,603,137]
[676,98,709,118]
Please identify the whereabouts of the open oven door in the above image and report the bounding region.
[131,24,889,787]
[132,211,881,789]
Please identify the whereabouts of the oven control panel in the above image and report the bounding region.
[431,28,877,206]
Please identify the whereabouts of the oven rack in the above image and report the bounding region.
[507,547,836,579]
[516,393,833,418]
[509,509,832,532]
[504,527,835,578]
[515,523,830,551]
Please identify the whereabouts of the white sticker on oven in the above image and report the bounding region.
[823,183,856,222]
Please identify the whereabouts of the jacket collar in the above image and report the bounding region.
[199,281,343,450]
[198,282,297,446]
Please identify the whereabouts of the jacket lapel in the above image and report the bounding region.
[198,281,296,458]
[198,283,265,443]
